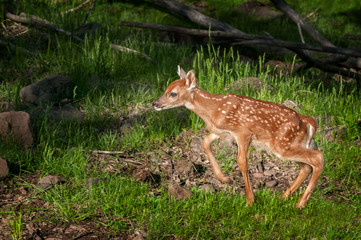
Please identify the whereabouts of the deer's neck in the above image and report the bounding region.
[185,88,224,125]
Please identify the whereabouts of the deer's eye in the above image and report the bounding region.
[170,92,177,98]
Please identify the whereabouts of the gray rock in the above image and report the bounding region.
[282,100,301,111]
[37,175,66,191]
[265,180,278,188]
[0,111,33,147]
[190,136,203,154]
[263,170,276,176]
[50,104,83,121]
[226,77,274,92]
[168,184,193,200]
[20,75,73,105]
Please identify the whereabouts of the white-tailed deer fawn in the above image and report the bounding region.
[153,66,324,209]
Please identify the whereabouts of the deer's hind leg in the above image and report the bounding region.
[271,144,324,209]
[269,124,324,208]
[281,162,312,199]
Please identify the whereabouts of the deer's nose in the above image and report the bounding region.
[152,99,160,108]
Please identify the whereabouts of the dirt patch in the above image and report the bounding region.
[150,129,306,195]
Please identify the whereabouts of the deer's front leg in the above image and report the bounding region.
[202,133,233,183]
[234,132,254,206]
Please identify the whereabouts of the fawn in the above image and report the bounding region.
[153,66,324,209]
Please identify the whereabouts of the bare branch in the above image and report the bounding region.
[291,47,361,87]
[151,0,244,34]
[119,21,361,58]
[89,150,125,155]
[5,12,155,63]
[81,0,96,25]
[297,22,305,44]
[5,12,83,41]
[119,20,361,82]
[305,8,319,20]
[61,0,92,15]
[111,44,156,64]
[270,0,335,47]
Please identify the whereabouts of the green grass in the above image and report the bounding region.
[1,0,361,239]
[27,180,361,239]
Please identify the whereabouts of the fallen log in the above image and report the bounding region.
[6,12,82,40]
[143,0,361,84]
[119,20,361,83]
[119,21,361,58]
[151,0,244,34]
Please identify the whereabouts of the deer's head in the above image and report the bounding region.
[152,65,197,111]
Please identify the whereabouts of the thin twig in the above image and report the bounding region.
[305,8,319,21]
[89,150,126,155]
[111,43,157,64]
[80,0,96,25]
[61,0,92,15]
[297,22,305,44]
[270,0,335,47]
[87,150,143,165]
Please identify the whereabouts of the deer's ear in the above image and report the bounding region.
[185,70,197,90]
[177,65,187,79]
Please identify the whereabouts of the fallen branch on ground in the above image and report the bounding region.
[151,0,244,34]
[89,150,126,155]
[88,150,143,165]
[119,21,361,59]
[81,0,96,26]
[5,12,155,64]
[111,44,156,64]
[129,0,361,84]
[61,0,92,15]
[5,12,83,41]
